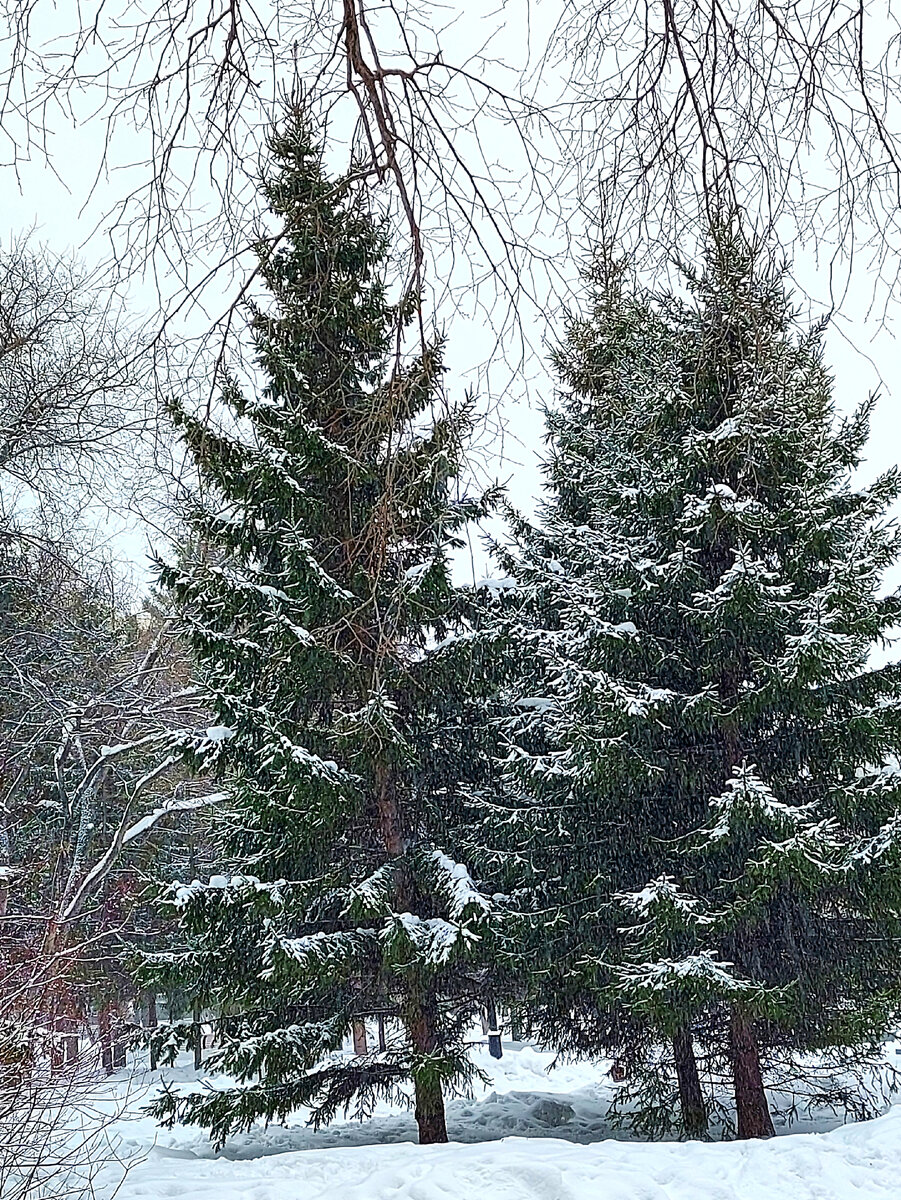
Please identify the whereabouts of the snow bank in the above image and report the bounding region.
[99,1041,901,1200]
[113,1107,901,1200]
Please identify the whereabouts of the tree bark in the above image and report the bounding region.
[352,1019,368,1055]
[113,1030,127,1069]
[193,997,203,1070]
[99,1004,113,1075]
[730,1008,775,1139]
[49,1005,63,1074]
[672,1025,707,1139]
[62,1009,79,1065]
[147,992,159,1071]
[406,985,448,1144]
[509,1010,523,1043]
[374,761,405,857]
[485,994,502,1060]
[414,1070,448,1145]
[374,757,448,1143]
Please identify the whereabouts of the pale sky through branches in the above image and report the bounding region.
[2,0,900,633]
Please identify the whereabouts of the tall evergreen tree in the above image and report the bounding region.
[146,111,498,1145]
[480,230,901,1138]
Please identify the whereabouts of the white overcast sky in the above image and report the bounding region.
[3,0,900,615]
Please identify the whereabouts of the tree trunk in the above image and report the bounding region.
[374,761,405,857]
[147,992,159,1071]
[485,994,502,1060]
[509,1010,523,1043]
[49,1008,63,1075]
[374,760,447,1143]
[99,1005,113,1075]
[350,975,368,1054]
[672,1025,707,1139]
[414,1070,448,1145]
[717,641,774,1142]
[352,1019,368,1055]
[730,1008,774,1139]
[406,985,448,1144]
[378,1013,387,1052]
[193,997,203,1069]
[113,1033,127,1069]
[62,1011,79,1065]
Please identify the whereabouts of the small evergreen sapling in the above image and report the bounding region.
[609,876,721,1138]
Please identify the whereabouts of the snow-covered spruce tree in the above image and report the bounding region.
[145,111,497,1145]
[606,876,723,1139]
[481,230,901,1139]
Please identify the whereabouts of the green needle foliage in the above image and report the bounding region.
[144,109,499,1146]
[481,225,901,1138]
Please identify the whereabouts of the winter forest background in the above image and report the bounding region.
[6,4,901,1200]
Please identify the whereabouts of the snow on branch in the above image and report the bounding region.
[429,850,492,920]
[122,790,230,845]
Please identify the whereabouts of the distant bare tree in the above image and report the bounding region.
[0,534,211,1004]
[0,239,216,1179]
[0,238,157,509]
[0,1017,132,1200]
[0,549,207,1200]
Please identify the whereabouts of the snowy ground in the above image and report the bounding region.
[86,1040,901,1200]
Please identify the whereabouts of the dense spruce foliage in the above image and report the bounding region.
[146,112,500,1145]
[477,232,901,1138]
[9,97,901,1173]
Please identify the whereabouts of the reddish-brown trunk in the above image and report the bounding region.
[414,1071,448,1144]
[374,761,405,857]
[718,655,774,1141]
[401,973,449,1144]
[352,1019,368,1055]
[375,760,447,1143]
[730,1008,775,1139]
[407,991,448,1144]
[673,1025,707,1139]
